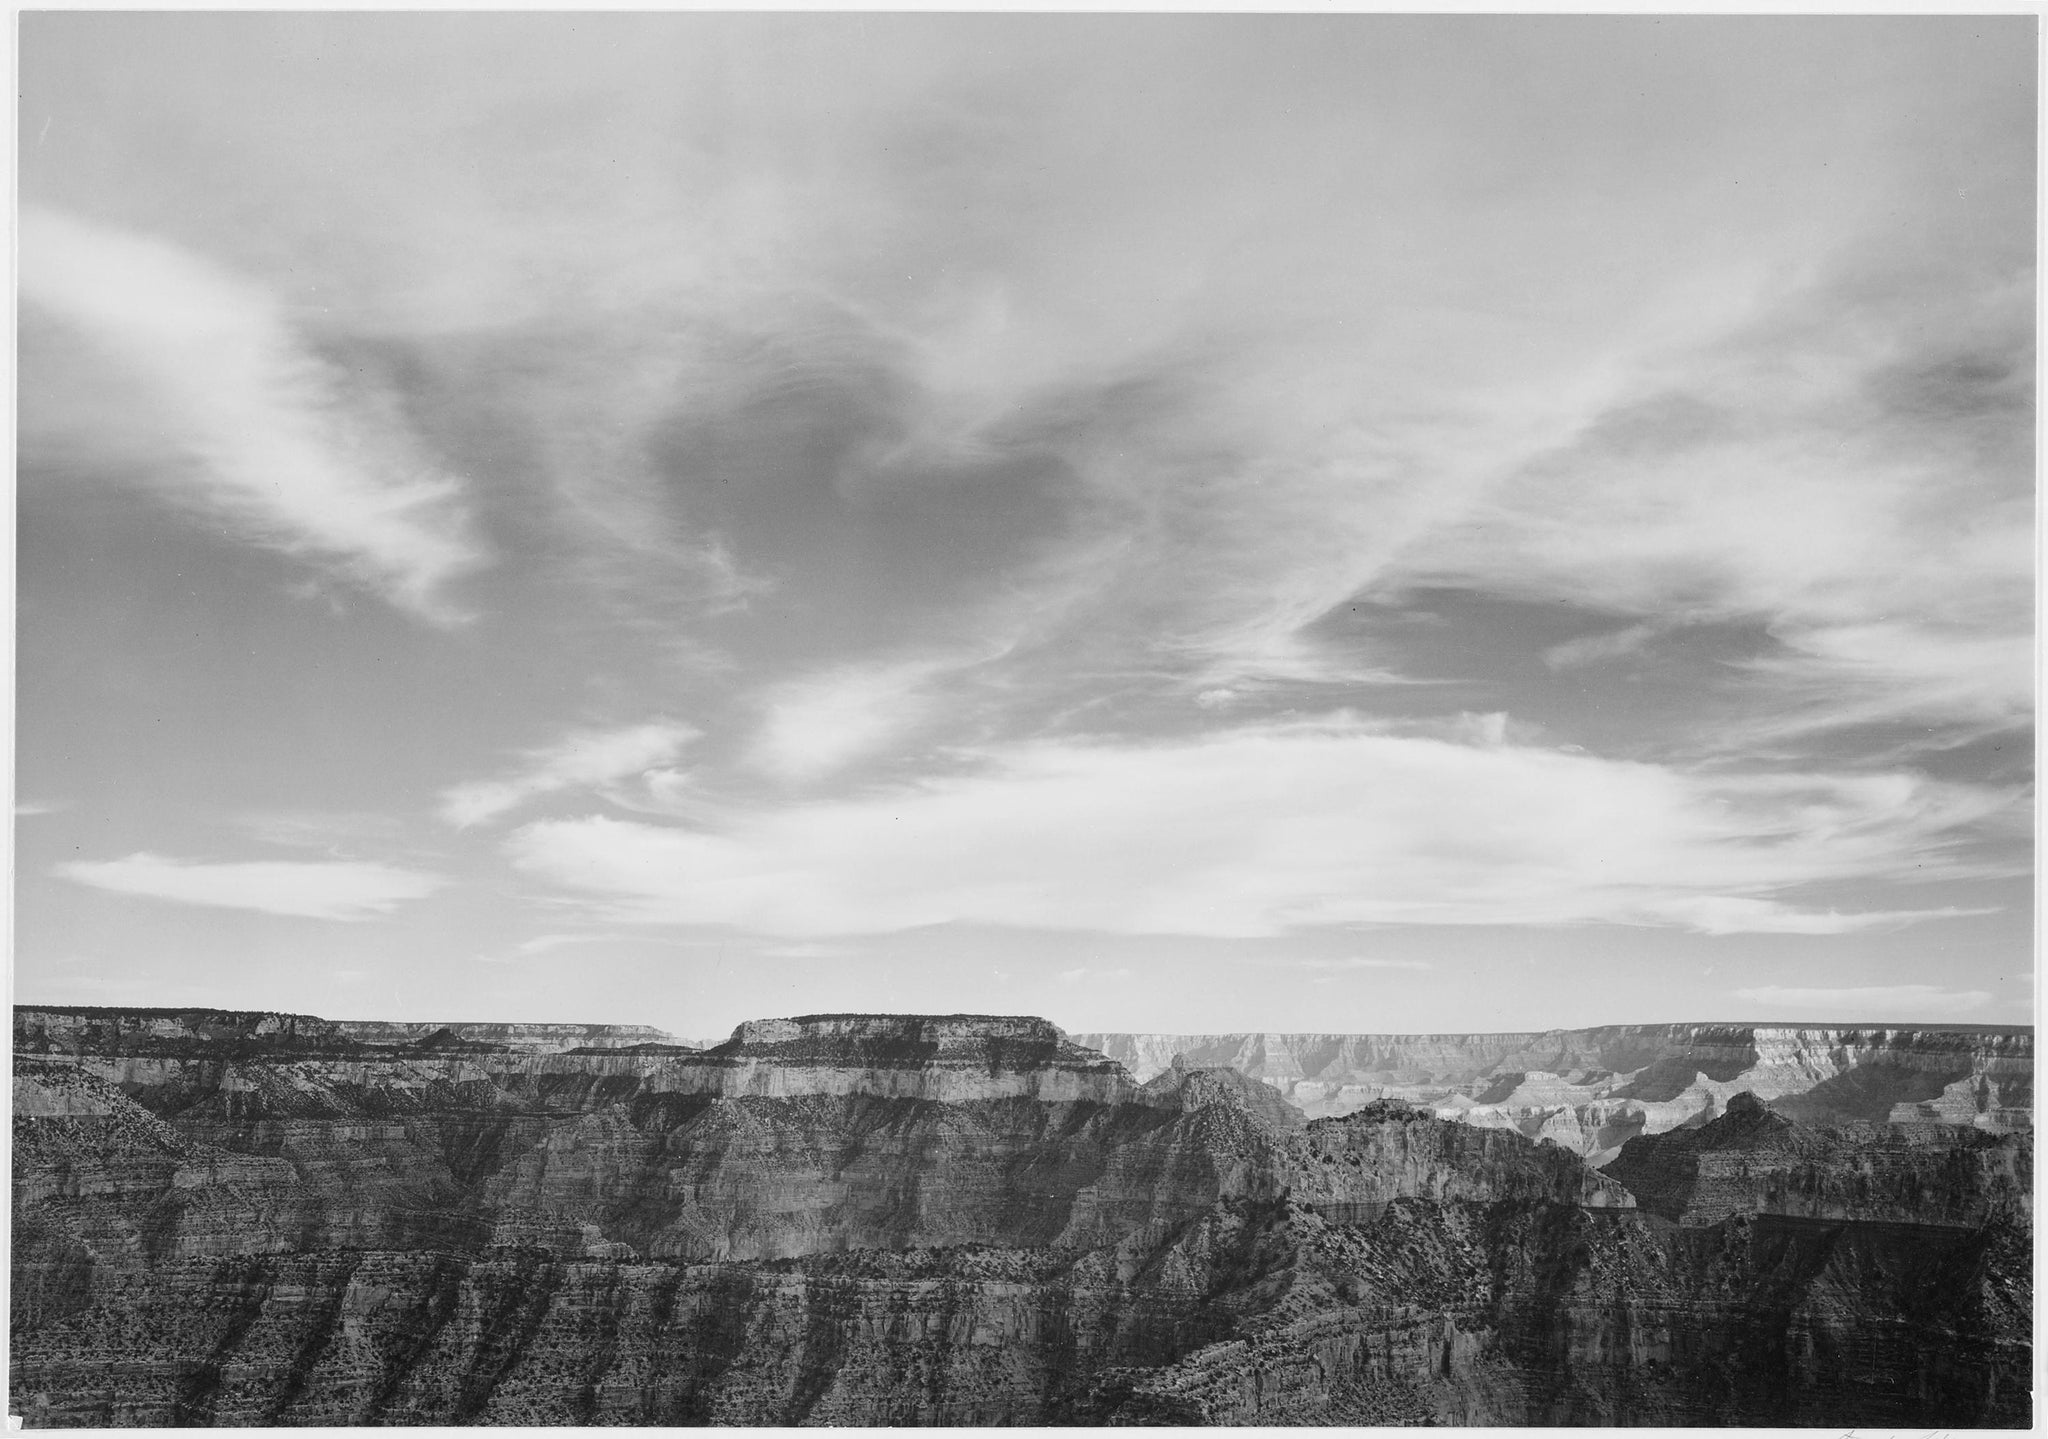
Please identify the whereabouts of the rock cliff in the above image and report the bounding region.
[1073,1024,2033,1164]
[11,1006,2030,1427]
[330,1021,692,1052]
[1603,1090,2033,1226]
[15,1006,691,1058]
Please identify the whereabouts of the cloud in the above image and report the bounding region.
[235,809,409,852]
[1058,966,1134,986]
[476,932,617,965]
[1375,259,2033,754]
[745,661,944,785]
[1544,623,1664,671]
[510,933,612,956]
[820,201,2029,740]
[14,801,66,818]
[1285,957,1433,972]
[1652,897,2003,938]
[1719,623,2033,753]
[15,25,2030,993]
[755,941,852,960]
[439,720,700,828]
[29,23,2022,751]
[18,206,487,623]
[504,719,2019,939]
[1731,984,1994,1018]
[859,98,2029,734]
[54,852,445,920]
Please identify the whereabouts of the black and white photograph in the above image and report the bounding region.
[11,12,2035,1427]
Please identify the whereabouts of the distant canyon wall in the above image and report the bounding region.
[16,1006,692,1056]
[1073,1024,2033,1165]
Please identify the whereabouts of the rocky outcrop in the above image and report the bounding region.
[14,1007,694,1059]
[10,1012,1246,1269]
[1114,1196,2031,1426]
[1074,1025,2033,1164]
[330,1021,692,1052]
[1603,1091,2033,1227]
[1282,1099,1634,1220]
[16,1007,363,1057]
[11,1006,2031,1427]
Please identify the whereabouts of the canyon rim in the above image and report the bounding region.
[9,1006,2034,1425]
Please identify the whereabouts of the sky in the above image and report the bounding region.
[14,15,2037,1040]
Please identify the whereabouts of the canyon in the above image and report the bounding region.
[10,1005,2031,1427]
[1074,1023,2033,1164]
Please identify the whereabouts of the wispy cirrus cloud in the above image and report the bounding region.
[1652,897,2001,937]
[439,720,700,828]
[737,198,2030,745]
[501,324,784,628]
[1544,623,1667,672]
[504,719,2019,939]
[43,21,2014,758]
[475,932,619,965]
[234,809,410,853]
[745,660,947,785]
[19,206,488,623]
[1718,624,2033,753]
[13,19,2033,1032]
[1285,957,1433,972]
[55,852,445,920]
[1732,983,1994,1018]
[1058,966,1134,986]
[1374,260,2033,756]
[509,933,611,957]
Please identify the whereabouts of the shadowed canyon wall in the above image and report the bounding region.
[11,1007,2031,1426]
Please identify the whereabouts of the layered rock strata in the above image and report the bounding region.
[11,1007,2031,1427]
[331,1021,692,1052]
[1603,1091,2033,1226]
[1074,1025,2033,1164]
[16,1007,692,1058]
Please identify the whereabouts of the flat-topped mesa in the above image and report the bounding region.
[677,1013,1142,1103]
[725,1011,1063,1046]
[14,1006,360,1057]
[329,1020,690,1053]
[14,1008,698,1059]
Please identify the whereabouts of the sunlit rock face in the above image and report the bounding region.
[1073,1024,2033,1165]
[330,1020,693,1052]
[11,1007,2031,1428]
